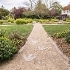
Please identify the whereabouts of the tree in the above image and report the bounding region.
[34,0,49,19]
[49,1,62,18]
[0,7,9,19]
[12,7,26,19]
[23,0,38,10]
[45,0,55,9]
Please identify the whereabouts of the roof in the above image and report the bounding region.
[63,4,70,10]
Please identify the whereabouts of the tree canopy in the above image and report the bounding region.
[0,7,9,19]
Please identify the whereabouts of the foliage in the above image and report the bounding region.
[50,19,59,22]
[15,18,33,24]
[49,2,62,17]
[0,37,18,62]
[39,19,49,23]
[33,19,39,22]
[65,30,70,43]
[54,30,67,38]
[8,18,15,23]
[0,25,33,62]
[0,20,5,24]
[9,32,26,49]
[39,19,59,23]
[65,18,70,22]
[12,7,26,19]
[0,8,9,19]
[34,0,49,19]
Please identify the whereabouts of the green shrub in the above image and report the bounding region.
[9,32,26,49]
[15,19,33,24]
[33,19,39,22]
[66,18,70,22]
[65,30,70,43]
[0,37,18,62]
[54,30,67,38]
[39,19,49,23]
[51,19,59,22]
[0,20,5,24]
[8,18,15,23]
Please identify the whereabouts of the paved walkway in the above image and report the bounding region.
[0,23,70,70]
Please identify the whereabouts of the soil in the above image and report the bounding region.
[52,37,70,58]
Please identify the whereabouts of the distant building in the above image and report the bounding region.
[60,4,70,20]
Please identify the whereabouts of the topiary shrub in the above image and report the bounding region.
[0,37,18,62]
[65,30,70,43]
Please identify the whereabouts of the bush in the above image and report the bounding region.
[39,19,49,23]
[54,30,67,38]
[8,18,15,23]
[51,19,59,22]
[66,18,70,22]
[65,30,70,43]
[9,32,26,49]
[0,20,5,24]
[33,19,39,22]
[15,18,33,24]
[0,37,18,62]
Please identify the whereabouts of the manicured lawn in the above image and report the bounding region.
[43,24,70,35]
[0,25,33,38]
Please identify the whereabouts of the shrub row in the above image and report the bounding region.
[54,30,67,38]
[0,18,15,24]
[38,19,59,24]
[0,20,5,24]
[54,30,70,43]
[8,18,15,23]
[15,19,33,24]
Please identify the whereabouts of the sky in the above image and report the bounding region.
[0,0,70,10]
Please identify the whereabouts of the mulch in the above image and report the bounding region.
[52,37,70,58]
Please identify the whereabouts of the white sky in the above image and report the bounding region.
[0,0,70,10]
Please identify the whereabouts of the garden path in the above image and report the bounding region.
[0,23,70,70]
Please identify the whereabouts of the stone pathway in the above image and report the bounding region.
[0,23,70,70]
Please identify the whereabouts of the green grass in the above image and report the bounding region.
[0,25,33,38]
[43,24,70,35]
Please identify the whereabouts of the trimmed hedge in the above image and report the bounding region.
[15,19,33,24]
[0,20,5,24]
[39,19,49,23]
[8,18,15,23]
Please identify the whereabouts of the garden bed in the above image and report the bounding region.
[52,37,70,58]
[0,25,33,62]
